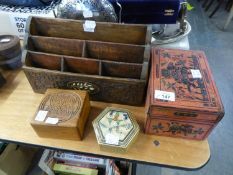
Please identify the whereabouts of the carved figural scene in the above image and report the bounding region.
[145,48,224,140]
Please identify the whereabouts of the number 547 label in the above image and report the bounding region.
[154,90,175,101]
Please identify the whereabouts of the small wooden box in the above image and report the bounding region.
[145,48,224,140]
[31,89,90,140]
[92,107,139,153]
[23,16,151,106]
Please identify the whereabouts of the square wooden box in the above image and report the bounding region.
[30,89,90,140]
[23,17,151,106]
[145,48,224,140]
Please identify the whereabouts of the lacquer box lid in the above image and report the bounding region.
[30,89,90,140]
[92,107,139,153]
[149,48,224,116]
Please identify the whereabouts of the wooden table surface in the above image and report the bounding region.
[0,70,210,169]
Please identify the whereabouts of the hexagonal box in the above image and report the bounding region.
[92,107,140,153]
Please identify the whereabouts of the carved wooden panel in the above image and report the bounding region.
[31,89,90,140]
[145,48,224,140]
[23,17,151,106]
[39,91,82,123]
[151,48,224,112]
[145,117,213,140]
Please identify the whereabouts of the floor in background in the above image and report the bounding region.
[137,0,233,174]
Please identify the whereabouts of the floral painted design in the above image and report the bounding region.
[158,50,217,107]
[153,122,204,137]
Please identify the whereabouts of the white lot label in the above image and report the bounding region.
[0,38,11,43]
[83,10,93,18]
[45,117,59,124]
[154,90,175,101]
[191,69,202,78]
[83,20,96,32]
[35,110,48,122]
[105,133,119,145]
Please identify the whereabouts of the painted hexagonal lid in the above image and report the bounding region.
[93,107,139,151]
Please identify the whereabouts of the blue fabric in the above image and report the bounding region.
[0,0,54,7]
[109,0,181,24]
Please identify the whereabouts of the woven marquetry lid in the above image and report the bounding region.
[32,89,84,125]
[150,48,224,114]
[30,89,90,140]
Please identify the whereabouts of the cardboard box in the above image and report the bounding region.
[0,8,55,39]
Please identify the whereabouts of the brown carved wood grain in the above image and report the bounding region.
[30,89,90,140]
[26,35,84,57]
[26,17,150,45]
[64,56,100,75]
[23,17,151,106]
[85,41,145,63]
[26,36,147,64]
[101,60,142,79]
[25,51,61,70]
[23,50,147,106]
